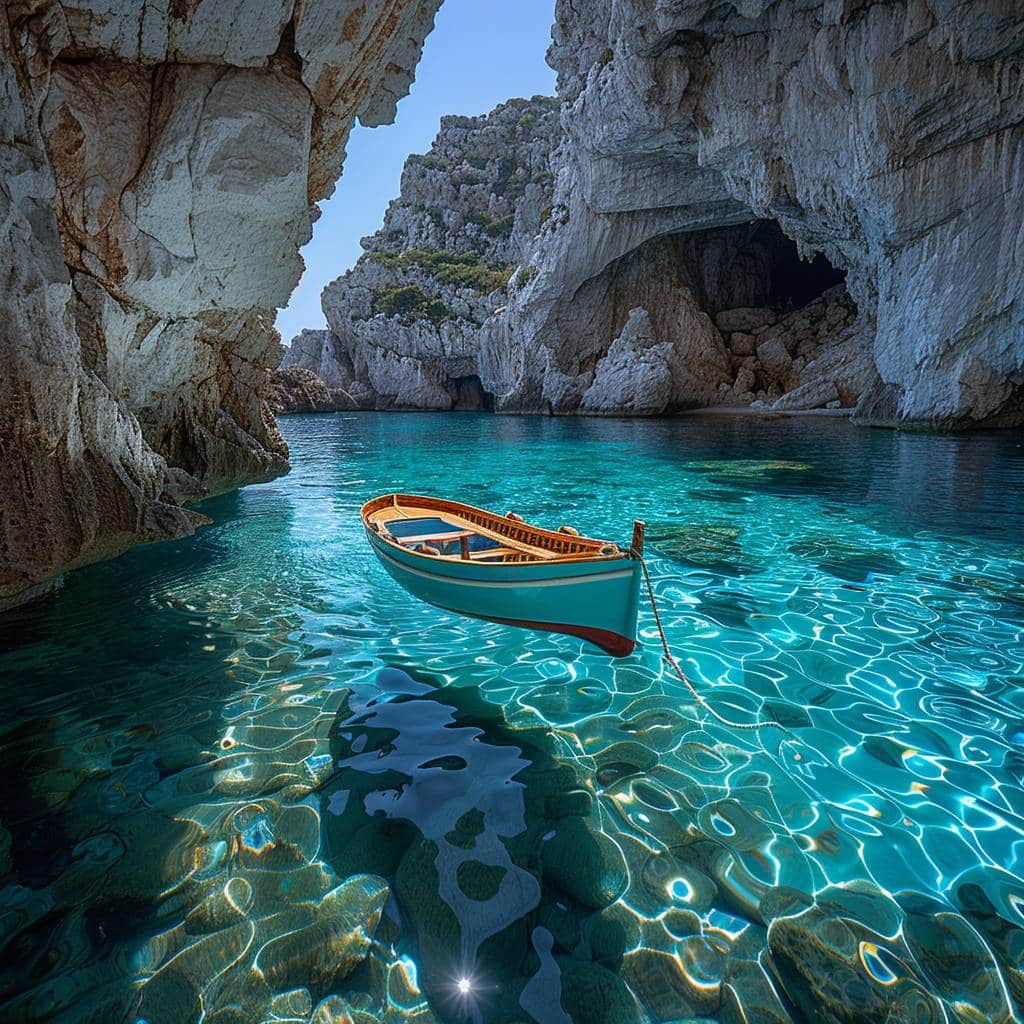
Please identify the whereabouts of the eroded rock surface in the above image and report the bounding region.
[267,367,358,415]
[1,0,441,604]
[291,0,1022,429]
[284,95,560,409]
[493,0,1023,426]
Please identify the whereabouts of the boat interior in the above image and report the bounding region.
[363,494,625,565]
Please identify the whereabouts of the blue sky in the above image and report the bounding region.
[276,0,558,344]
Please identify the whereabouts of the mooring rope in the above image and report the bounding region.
[636,551,780,733]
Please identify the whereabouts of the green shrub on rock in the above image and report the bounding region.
[515,265,538,289]
[368,249,513,294]
[470,210,514,237]
[371,284,454,323]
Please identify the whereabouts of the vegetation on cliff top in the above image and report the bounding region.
[368,249,514,294]
[469,211,515,237]
[371,284,454,323]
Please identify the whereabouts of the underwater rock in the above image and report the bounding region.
[629,937,726,1019]
[540,821,629,910]
[587,911,641,970]
[949,865,1024,1012]
[697,798,774,853]
[521,681,614,724]
[555,957,641,1024]
[136,920,257,1024]
[766,885,945,1024]
[789,536,903,583]
[184,876,253,934]
[592,740,659,787]
[761,699,812,730]
[688,460,816,482]
[394,834,532,1006]
[309,995,376,1024]
[268,987,313,1020]
[544,788,594,819]
[456,860,508,902]
[255,874,389,992]
[331,818,420,880]
[0,821,11,879]
[720,958,791,1024]
[539,902,583,955]
[688,488,752,506]
[899,892,1014,1023]
[646,522,754,576]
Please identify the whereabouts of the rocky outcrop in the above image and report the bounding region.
[1,0,441,605]
[267,367,358,415]
[292,0,1022,427]
[281,329,355,390]
[581,309,675,415]
[484,0,1022,426]
[717,285,873,411]
[283,95,560,409]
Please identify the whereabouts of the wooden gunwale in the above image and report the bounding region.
[361,493,627,566]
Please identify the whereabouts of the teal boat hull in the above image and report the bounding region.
[365,526,642,656]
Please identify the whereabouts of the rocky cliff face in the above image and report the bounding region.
[486,0,1022,426]
[291,0,1022,428]
[267,365,359,414]
[1,0,441,605]
[284,95,560,409]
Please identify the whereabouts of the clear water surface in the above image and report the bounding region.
[1,413,1023,1024]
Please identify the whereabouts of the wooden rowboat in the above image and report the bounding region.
[361,493,645,656]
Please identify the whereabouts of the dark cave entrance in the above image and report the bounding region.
[448,374,495,412]
[559,215,864,413]
[751,221,846,309]
[675,218,848,315]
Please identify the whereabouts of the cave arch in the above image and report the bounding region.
[547,217,865,415]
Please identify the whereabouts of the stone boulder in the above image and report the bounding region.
[756,336,793,381]
[729,332,758,356]
[771,380,839,411]
[581,309,674,415]
[716,308,776,334]
[266,368,359,414]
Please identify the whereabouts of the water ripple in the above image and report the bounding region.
[0,414,1022,1023]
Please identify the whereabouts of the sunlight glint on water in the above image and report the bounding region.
[0,413,1022,1024]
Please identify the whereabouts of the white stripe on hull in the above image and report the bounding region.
[372,543,636,589]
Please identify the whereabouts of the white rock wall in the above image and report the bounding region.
[1,0,442,604]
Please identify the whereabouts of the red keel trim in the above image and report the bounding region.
[486,615,635,658]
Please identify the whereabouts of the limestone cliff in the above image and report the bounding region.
[283,95,560,409]
[1,0,441,605]
[488,0,1023,426]
[267,365,359,414]
[291,0,1022,428]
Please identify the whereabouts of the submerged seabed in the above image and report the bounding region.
[1,413,1023,1024]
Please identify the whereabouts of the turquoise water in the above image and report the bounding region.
[1,412,1023,1024]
